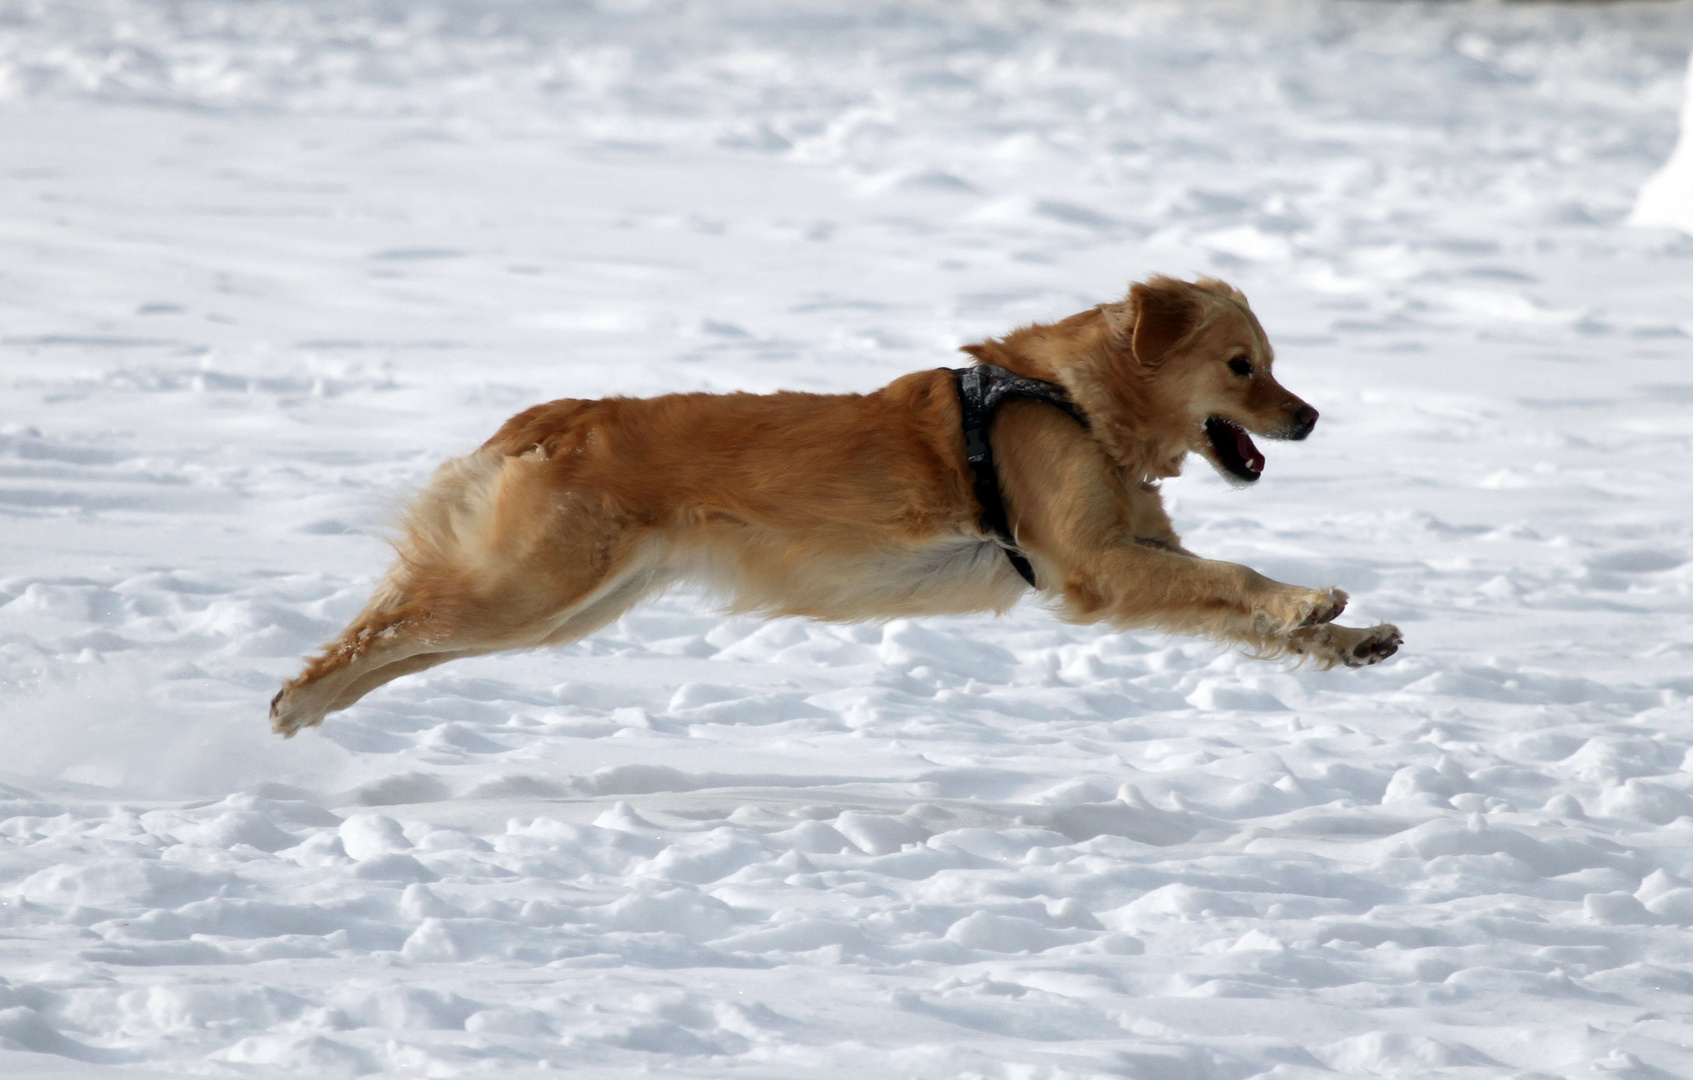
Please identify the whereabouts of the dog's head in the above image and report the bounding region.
[1101,276,1317,485]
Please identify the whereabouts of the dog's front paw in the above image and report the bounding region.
[1290,622,1402,669]
[1255,586,1347,636]
[1342,623,1402,667]
[1300,587,1349,628]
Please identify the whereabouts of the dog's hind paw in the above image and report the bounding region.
[269,687,323,739]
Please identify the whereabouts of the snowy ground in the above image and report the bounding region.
[3,1,1693,1077]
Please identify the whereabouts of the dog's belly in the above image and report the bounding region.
[672,531,1028,621]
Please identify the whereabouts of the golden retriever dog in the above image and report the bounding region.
[271,275,1401,737]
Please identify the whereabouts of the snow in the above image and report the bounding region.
[2,1,1693,1077]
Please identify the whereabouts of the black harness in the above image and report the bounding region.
[951,364,1090,588]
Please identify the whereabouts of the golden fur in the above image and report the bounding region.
[271,275,1401,737]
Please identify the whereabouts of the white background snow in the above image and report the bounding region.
[2,1,1693,1077]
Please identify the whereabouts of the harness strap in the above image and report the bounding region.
[951,364,1090,588]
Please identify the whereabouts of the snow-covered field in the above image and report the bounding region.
[3,1,1693,1076]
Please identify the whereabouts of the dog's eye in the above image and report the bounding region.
[1228,357,1253,377]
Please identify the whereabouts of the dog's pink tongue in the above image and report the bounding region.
[1233,427,1265,474]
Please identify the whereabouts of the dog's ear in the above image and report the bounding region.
[1125,279,1198,370]
[958,344,989,361]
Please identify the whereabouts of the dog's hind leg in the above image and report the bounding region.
[320,649,486,716]
[271,449,665,737]
[270,541,665,737]
[269,598,448,737]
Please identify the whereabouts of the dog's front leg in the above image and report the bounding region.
[1124,480,1199,558]
[1062,543,1347,642]
[1102,500,1401,663]
[1073,545,1400,666]
[1113,547,1402,665]
[995,412,1397,664]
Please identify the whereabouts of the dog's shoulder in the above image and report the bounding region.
[872,366,963,417]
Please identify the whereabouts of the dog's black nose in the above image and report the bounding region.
[1288,404,1319,440]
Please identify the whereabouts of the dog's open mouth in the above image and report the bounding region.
[1204,417,1265,483]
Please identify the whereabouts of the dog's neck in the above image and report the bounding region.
[963,309,1190,484]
